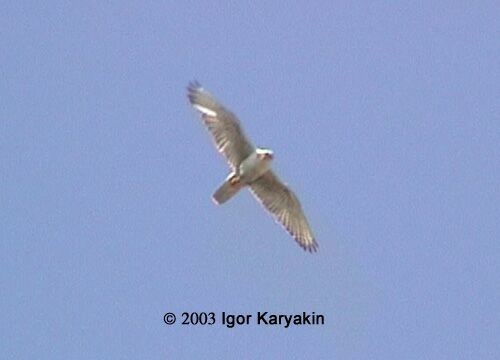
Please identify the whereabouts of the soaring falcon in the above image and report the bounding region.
[187,82,318,252]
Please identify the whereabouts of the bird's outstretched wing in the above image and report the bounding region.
[250,171,318,252]
[187,82,255,170]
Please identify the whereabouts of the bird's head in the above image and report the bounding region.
[256,148,274,162]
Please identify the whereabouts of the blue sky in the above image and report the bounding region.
[2,1,499,359]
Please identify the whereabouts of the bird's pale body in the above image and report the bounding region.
[238,149,273,183]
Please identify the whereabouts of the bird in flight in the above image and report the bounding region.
[187,82,318,252]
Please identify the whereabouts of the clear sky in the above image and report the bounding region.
[2,1,499,359]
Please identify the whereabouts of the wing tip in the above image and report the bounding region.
[187,80,201,91]
[187,81,218,117]
[187,80,202,102]
[299,238,319,253]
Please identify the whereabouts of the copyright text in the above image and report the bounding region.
[163,311,325,328]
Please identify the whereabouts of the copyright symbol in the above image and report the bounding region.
[163,313,176,325]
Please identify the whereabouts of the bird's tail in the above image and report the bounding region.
[212,173,244,204]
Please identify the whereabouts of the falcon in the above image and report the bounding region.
[187,82,318,252]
